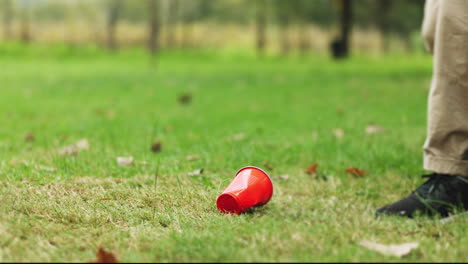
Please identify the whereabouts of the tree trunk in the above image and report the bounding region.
[298,23,310,55]
[19,4,31,44]
[148,0,160,55]
[330,0,352,59]
[107,0,122,51]
[340,0,352,58]
[278,10,290,56]
[3,0,13,40]
[165,0,178,48]
[376,0,392,53]
[255,0,267,56]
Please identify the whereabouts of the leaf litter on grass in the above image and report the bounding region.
[59,139,90,156]
[24,132,35,142]
[151,141,162,153]
[306,164,318,176]
[186,155,200,161]
[359,240,419,258]
[262,161,274,171]
[345,167,367,177]
[188,168,204,176]
[89,247,118,263]
[365,124,385,135]
[116,156,134,167]
[332,128,344,139]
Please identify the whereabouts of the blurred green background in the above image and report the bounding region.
[1,0,426,57]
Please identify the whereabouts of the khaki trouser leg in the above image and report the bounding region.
[423,0,468,176]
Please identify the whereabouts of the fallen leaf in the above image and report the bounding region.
[345,167,367,176]
[9,159,30,166]
[359,240,419,258]
[151,141,162,153]
[97,198,113,201]
[75,139,90,151]
[276,174,289,180]
[95,108,115,120]
[439,211,468,224]
[332,128,344,139]
[188,168,204,176]
[178,93,192,105]
[306,164,318,175]
[59,139,90,156]
[24,132,35,142]
[186,155,200,161]
[232,133,246,141]
[35,165,57,172]
[89,247,119,263]
[117,157,134,167]
[262,162,274,171]
[336,108,345,116]
[365,124,384,135]
[59,145,79,156]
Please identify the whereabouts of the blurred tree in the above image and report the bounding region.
[354,0,425,53]
[18,0,32,44]
[330,0,353,59]
[296,0,312,55]
[165,0,178,48]
[106,0,123,51]
[148,0,161,54]
[386,0,424,51]
[255,0,268,56]
[375,0,392,52]
[2,0,13,40]
[273,0,292,55]
[179,0,196,48]
[34,0,67,22]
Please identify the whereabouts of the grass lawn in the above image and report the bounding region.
[1,44,466,262]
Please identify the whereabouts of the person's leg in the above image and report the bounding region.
[376,0,468,218]
[423,0,468,175]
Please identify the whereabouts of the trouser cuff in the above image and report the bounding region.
[424,154,468,177]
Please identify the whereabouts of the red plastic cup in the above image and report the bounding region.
[216,166,273,214]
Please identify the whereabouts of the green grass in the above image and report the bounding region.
[1,44,466,262]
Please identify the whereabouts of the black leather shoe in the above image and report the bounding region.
[376,173,468,218]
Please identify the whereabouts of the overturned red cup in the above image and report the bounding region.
[216,166,273,214]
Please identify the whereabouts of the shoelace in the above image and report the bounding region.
[421,173,451,194]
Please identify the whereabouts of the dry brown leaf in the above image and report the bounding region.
[336,108,345,116]
[332,128,344,139]
[178,93,192,105]
[97,198,113,201]
[35,165,57,172]
[365,124,384,135]
[59,145,79,156]
[89,247,119,263]
[345,167,367,176]
[59,139,90,156]
[151,141,162,153]
[306,164,318,175]
[95,108,116,120]
[24,132,35,142]
[262,162,274,171]
[232,133,246,141]
[116,157,134,167]
[9,159,30,166]
[276,174,289,180]
[188,168,204,176]
[186,155,200,161]
[76,139,90,151]
[359,240,419,258]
